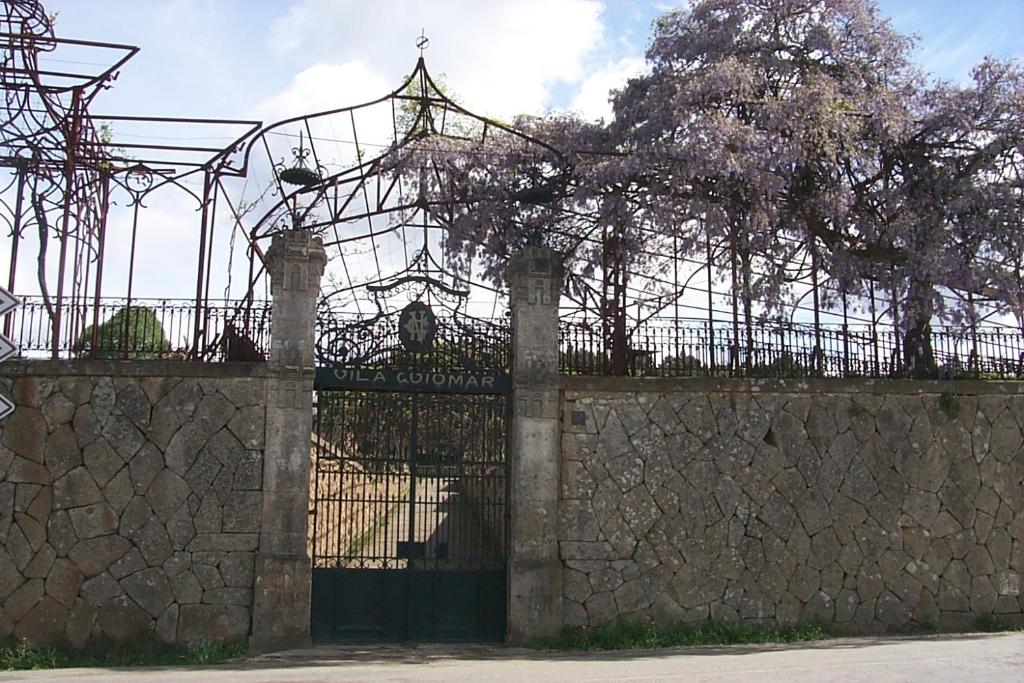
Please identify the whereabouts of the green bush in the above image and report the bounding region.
[74,306,171,359]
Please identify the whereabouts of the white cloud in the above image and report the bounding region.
[268,0,605,118]
[253,61,392,123]
[570,56,646,122]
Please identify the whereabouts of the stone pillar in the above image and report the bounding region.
[506,244,564,641]
[250,230,326,653]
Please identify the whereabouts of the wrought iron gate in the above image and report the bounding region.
[310,305,510,642]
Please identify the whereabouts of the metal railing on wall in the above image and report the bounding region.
[560,319,1024,380]
[5,296,272,363]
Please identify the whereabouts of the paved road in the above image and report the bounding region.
[1,633,1021,682]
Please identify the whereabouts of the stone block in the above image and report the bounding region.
[222,491,262,533]
[68,535,131,578]
[121,567,174,617]
[185,449,222,497]
[250,554,311,650]
[188,533,260,552]
[170,570,203,605]
[0,550,22,603]
[15,511,45,552]
[2,407,46,463]
[670,565,727,609]
[53,467,102,510]
[120,496,154,537]
[23,543,56,578]
[102,467,134,515]
[176,603,250,644]
[155,603,179,643]
[227,407,265,451]
[219,552,254,587]
[44,426,82,481]
[202,587,251,606]
[59,377,92,405]
[163,423,209,477]
[147,380,201,450]
[3,577,42,621]
[109,548,147,581]
[218,378,264,409]
[232,451,262,490]
[834,589,859,622]
[98,595,152,641]
[82,439,123,488]
[970,575,998,614]
[115,383,152,431]
[101,415,146,461]
[72,404,101,450]
[81,572,123,606]
[47,510,77,557]
[6,524,33,571]
[613,578,649,614]
[139,376,179,406]
[131,518,174,566]
[992,570,1021,596]
[146,468,191,522]
[63,598,96,649]
[875,590,910,627]
[584,591,617,625]
[965,545,995,577]
[167,502,197,550]
[91,377,116,425]
[69,502,118,540]
[127,443,163,495]
[42,392,76,431]
[15,595,68,646]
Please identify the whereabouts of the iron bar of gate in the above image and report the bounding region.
[121,194,142,359]
[52,89,83,359]
[192,169,213,360]
[810,244,822,377]
[841,292,850,377]
[4,164,26,339]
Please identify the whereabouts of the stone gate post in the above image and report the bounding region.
[250,230,326,652]
[506,244,564,641]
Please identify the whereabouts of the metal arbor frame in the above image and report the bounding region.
[2,0,1021,378]
[1,0,264,360]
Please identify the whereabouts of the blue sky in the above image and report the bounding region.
[44,0,1024,126]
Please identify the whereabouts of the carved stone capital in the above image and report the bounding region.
[267,230,327,295]
[507,245,564,307]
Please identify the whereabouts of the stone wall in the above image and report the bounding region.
[560,377,1024,632]
[0,360,267,647]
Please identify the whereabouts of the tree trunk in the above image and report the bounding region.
[902,280,936,378]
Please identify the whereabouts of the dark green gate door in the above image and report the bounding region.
[310,387,508,642]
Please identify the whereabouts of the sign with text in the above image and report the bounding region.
[315,367,511,395]
[0,287,19,318]
[0,285,20,420]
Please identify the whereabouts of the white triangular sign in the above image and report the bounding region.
[0,334,13,363]
[0,287,18,318]
[0,393,13,421]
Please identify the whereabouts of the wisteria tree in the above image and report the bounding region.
[853,59,1024,374]
[406,0,1023,376]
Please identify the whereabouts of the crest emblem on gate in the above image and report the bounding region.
[398,301,436,352]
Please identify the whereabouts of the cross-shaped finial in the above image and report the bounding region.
[416,29,429,55]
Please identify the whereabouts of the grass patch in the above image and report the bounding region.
[527,619,833,651]
[0,636,245,671]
